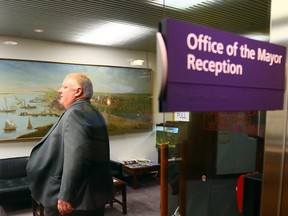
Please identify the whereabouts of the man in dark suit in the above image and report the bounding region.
[27,73,113,216]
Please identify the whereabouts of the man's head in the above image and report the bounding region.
[58,73,93,109]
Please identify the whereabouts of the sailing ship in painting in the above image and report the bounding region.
[3,119,17,132]
[27,117,33,130]
[2,115,33,133]
[0,97,16,113]
[20,99,36,109]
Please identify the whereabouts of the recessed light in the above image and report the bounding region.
[131,59,145,66]
[34,29,44,33]
[3,41,18,46]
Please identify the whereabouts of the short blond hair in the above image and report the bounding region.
[66,73,93,99]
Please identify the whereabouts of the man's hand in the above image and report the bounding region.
[57,199,74,215]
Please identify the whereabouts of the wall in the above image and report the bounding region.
[0,36,169,161]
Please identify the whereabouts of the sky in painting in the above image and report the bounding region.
[0,59,151,94]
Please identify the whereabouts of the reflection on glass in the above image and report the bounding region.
[163,111,265,216]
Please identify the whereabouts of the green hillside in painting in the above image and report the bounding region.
[92,92,152,134]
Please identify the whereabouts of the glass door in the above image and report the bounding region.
[161,111,265,216]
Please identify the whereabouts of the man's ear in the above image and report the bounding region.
[75,88,83,97]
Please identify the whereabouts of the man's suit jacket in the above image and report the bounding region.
[26,99,114,210]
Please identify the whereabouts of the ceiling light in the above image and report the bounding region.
[242,33,269,42]
[76,22,153,46]
[148,0,211,10]
[3,41,18,46]
[130,59,145,66]
[34,29,44,33]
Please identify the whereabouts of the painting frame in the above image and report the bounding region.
[0,58,153,142]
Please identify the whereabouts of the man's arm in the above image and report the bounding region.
[58,109,88,203]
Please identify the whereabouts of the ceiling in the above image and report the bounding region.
[0,0,271,52]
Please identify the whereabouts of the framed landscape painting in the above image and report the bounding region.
[0,59,152,141]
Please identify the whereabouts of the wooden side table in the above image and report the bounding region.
[122,162,160,189]
[110,177,127,214]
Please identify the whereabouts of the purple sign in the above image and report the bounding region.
[158,18,286,112]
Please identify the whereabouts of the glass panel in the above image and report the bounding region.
[156,121,181,215]
[185,111,265,216]
[161,111,265,216]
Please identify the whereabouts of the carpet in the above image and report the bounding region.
[1,175,161,216]
[105,175,160,216]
